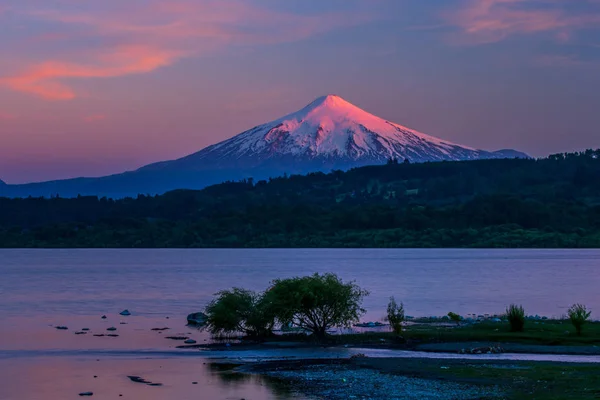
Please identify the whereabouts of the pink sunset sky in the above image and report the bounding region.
[1,0,599,183]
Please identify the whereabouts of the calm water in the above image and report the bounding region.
[1,249,599,399]
[2,249,599,320]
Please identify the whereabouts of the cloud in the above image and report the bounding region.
[83,114,107,122]
[446,0,600,44]
[536,53,600,67]
[0,111,17,120]
[1,0,378,100]
[2,45,182,100]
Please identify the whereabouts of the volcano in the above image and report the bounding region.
[0,95,527,198]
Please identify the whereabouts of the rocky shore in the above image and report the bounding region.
[261,360,503,400]
[244,357,600,400]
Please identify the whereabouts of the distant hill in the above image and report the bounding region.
[0,150,598,248]
[0,95,527,199]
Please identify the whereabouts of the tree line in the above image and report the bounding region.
[0,149,599,248]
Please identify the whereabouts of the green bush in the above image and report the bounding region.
[447,312,461,325]
[204,288,274,338]
[386,297,405,334]
[568,303,592,336]
[505,304,526,332]
[266,273,369,339]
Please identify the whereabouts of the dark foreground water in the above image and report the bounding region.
[1,249,599,399]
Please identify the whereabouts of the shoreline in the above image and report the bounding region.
[178,339,600,356]
[238,356,600,399]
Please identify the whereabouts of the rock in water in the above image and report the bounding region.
[106,327,117,331]
[184,339,197,344]
[79,392,93,396]
[119,309,131,316]
[55,326,68,330]
[187,312,208,326]
[101,315,107,319]
[127,376,163,386]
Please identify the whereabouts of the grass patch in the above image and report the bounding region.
[434,361,600,400]
[403,320,600,346]
[267,319,600,347]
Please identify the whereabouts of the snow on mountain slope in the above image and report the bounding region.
[141,95,521,172]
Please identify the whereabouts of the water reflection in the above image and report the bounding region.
[210,363,298,398]
[0,357,305,400]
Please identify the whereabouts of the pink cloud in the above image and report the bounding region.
[446,0,600,44]
[1,0,377,100]
[0,111,17,120]
[1,46,182,100]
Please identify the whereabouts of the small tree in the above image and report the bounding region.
[266,273,368,339]
[386,297,405,334]
[505,304,526,332]
[447,312,461,325]
[568,303,591,336]
[204,288,274,338]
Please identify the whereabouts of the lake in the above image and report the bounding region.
[1,249,599,399]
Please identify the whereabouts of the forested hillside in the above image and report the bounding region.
[1,150,599,248]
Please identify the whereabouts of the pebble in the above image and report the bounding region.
[165,336,188,340]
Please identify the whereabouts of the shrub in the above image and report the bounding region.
[204,288,274,338]
[568,303,591,336]
[266,273,369,339]
[447,312,461,325]
[386,297,405,334]
[505,304,525,332]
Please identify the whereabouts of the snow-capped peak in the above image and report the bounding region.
[140,94,527,173]
[204,94,475,161]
